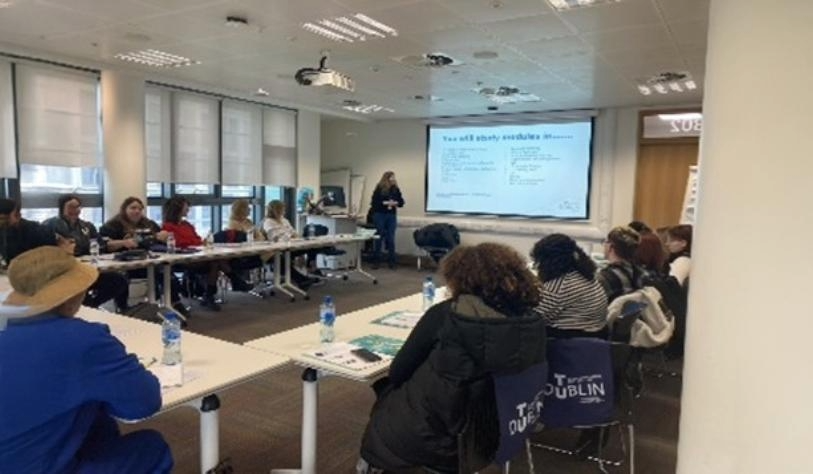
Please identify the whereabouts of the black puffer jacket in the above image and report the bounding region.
[360,295,546,472]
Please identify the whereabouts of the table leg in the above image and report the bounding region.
[163,262,173,308]
[272,368,319,474]
[353,240,377,284]
[301,368,319,474]
[196,394,220,474]
[146,264,156,304]
[282,250,308,298]
[273,252,295,301]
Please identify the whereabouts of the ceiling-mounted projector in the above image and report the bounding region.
[295,55,354,92]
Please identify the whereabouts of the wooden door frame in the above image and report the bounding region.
[633,108,702,225]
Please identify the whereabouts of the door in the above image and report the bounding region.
[633,141,699,230]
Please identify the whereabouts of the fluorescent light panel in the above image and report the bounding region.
[658,113,702,121]
[547,0,622,11]
[115,49,200,68]
[343,103,394,114]
[302,13,397,43]
[637,78,698,96]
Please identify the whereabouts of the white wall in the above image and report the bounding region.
[321,107,640,256]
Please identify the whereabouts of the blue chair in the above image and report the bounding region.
[424,362,548,474]
[529,338,635,474]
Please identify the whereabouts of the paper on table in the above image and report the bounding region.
[149,364,202,393]
[350,335,405,358]
[371,310,424,330]
[303,342,391,371]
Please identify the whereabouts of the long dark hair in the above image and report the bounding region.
[531,233,596,282]
[634,232,666,274]
[162,196,189,224]
[667,224,693,256]
[376,171,395,193]
[57,194,81,218]
[118,197,145,224]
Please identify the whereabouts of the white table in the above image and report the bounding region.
[78,306,290,473]
[245,290,444,474]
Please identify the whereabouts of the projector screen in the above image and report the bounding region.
[426,120,594,219]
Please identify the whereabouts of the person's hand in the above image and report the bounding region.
[122,239,139,250]
[156,231,169,242]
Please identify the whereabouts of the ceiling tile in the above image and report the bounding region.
[0,1,105,38]
[558,0,661,33]
[580,24,672,54]
[482,14,573,43]
[668,20,707,48]
[511,35,591,60]
[236,0,352,23]
[365,1,466,34]
[331,0,424,12]
[656,0,709,23]
[436,0,553,23]
[404,25,495,50]
[36,0,166,22]
[136,0,229,12]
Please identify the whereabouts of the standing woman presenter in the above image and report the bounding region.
[370,171,404,269]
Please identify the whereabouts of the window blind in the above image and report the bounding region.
[145,87,171,183]
[15,64,101,168]
[0,60,15,178]
[222,100,262,186]
[171,92,219,184]
[262,108,296,187]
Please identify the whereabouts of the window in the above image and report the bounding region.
[186,206,213,237]
[174,183,214,195]
[19,164,104,218]
[222,185,253,198]
[147,205,163,224]
[147,182,164,198]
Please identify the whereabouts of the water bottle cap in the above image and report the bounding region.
[324,295,332,304]
[425,276,433,281]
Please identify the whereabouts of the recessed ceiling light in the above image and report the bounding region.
[115,49,200,68]
[341,100,394,114]
[302,13,397,43]
[254,88,270,97]
[474,86,540,104]
[637,71,697,96]
[546,0,623,11]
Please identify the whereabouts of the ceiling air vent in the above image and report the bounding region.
[395,52,463,68]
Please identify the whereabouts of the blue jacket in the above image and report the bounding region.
[0,314,162,473]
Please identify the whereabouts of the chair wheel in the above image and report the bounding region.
[304,295,310,301]
[373,279,378,285]
[342,275,349,281]
[289,296,296,302]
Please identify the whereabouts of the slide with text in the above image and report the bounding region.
[426,121,593,218]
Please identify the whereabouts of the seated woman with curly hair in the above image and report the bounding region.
[531,233,609,339]
[358,243,546,473]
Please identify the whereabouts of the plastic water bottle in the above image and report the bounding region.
[166,232,176,254]
[306,225,314,240]
[89,239,100,264]
[319,296,336,343]
[246,228,254,245]
[204,231,214,250]
[422,276,436,311]
[161,311,183,386]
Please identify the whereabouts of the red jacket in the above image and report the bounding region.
[162,221,202,248]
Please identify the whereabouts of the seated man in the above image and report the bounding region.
[42,194,130,312]
[0,199,70,267]
[0,246,173,473]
